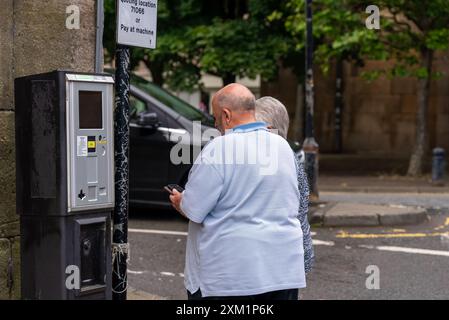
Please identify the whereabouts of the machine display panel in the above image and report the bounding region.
[79,91,103,129]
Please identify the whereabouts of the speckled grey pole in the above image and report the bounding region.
[113,44,130,300]
[303,0,319,199]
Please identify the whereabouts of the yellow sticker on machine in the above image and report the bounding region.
[88,141,96,148]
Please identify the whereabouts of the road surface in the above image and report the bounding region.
[127,208,449,300]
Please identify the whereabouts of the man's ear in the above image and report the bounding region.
[222,108,232,124]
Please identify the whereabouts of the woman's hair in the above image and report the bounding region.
[255,96,290,139]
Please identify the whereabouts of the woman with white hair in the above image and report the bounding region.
[255,96,314,275]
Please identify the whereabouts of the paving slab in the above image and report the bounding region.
[127,287,167,300]
[311,202,427,227]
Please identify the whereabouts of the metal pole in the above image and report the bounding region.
[334,58,343,153]
[293,83,305,143]
[112,44,131,300]
[303,0,319,199]
[95,0,104,73]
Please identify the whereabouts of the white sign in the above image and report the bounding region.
[116,0,158,49]
[77,136,88,157]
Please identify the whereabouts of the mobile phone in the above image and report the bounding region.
[164,184,184,194]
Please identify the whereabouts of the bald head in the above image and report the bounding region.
[211,83,257,134]
[212,83,256,113]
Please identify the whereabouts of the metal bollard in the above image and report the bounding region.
[432,148,446,186]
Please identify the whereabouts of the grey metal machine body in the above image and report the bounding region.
[15,70,115,299]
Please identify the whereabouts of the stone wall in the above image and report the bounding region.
[261,51,449,158]
[330,53,449,156]
[0,0,97,299]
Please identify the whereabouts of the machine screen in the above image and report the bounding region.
[79,91,103,129]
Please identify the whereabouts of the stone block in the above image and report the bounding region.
[14,0,96,78]
[0,239,11,299]
[400,94,418,114]
[0,222,19,239]
[10,238,20,300]
[0,112,16,226]
[0,0,14,111]
[391,77,416,95]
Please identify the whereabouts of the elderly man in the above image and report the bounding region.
[169,84,306,300]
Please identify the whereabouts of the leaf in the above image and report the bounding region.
[426,29,449,51]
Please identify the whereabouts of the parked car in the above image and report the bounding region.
[126,74,216,209]
[109,72,303,208]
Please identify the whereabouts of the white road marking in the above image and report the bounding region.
[359,244,449,257]
[130,228,335,247]
[129,228,188,236]
[128,229,449,258]
[128,269,145,275]
[312,239,334,246]
[359,245,375,249]
[374,246,449,257]
[130,228,334,247]
[160,272,176,277]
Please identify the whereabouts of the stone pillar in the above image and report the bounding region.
[0,0,19,300]
[0,0,97,299]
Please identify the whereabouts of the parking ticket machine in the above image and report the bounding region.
[15,71,115,299]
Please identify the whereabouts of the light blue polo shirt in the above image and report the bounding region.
[181,122,306,297]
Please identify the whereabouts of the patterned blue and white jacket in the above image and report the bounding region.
[294,151,315,274]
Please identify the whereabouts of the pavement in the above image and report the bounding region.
[317,153,449,194]
[128,287,167,300]
[309,201,428,227]
[309,173,449,227]
[318,175,449,193]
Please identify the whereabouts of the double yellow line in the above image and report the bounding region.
[336,218,449,239]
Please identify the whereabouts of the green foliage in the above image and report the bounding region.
[272,0,449,176]
[104,0,203,89]
[104,0,449,90]
[192,19,288,80]
[104,0,291,91]
[426,29,449,51]
[378,0,449,77]
[273,0,449,79]
[272,0,388,75]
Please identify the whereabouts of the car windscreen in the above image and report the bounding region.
[130,74,214,126]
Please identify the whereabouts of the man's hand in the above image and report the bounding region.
[169,189,187,218]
